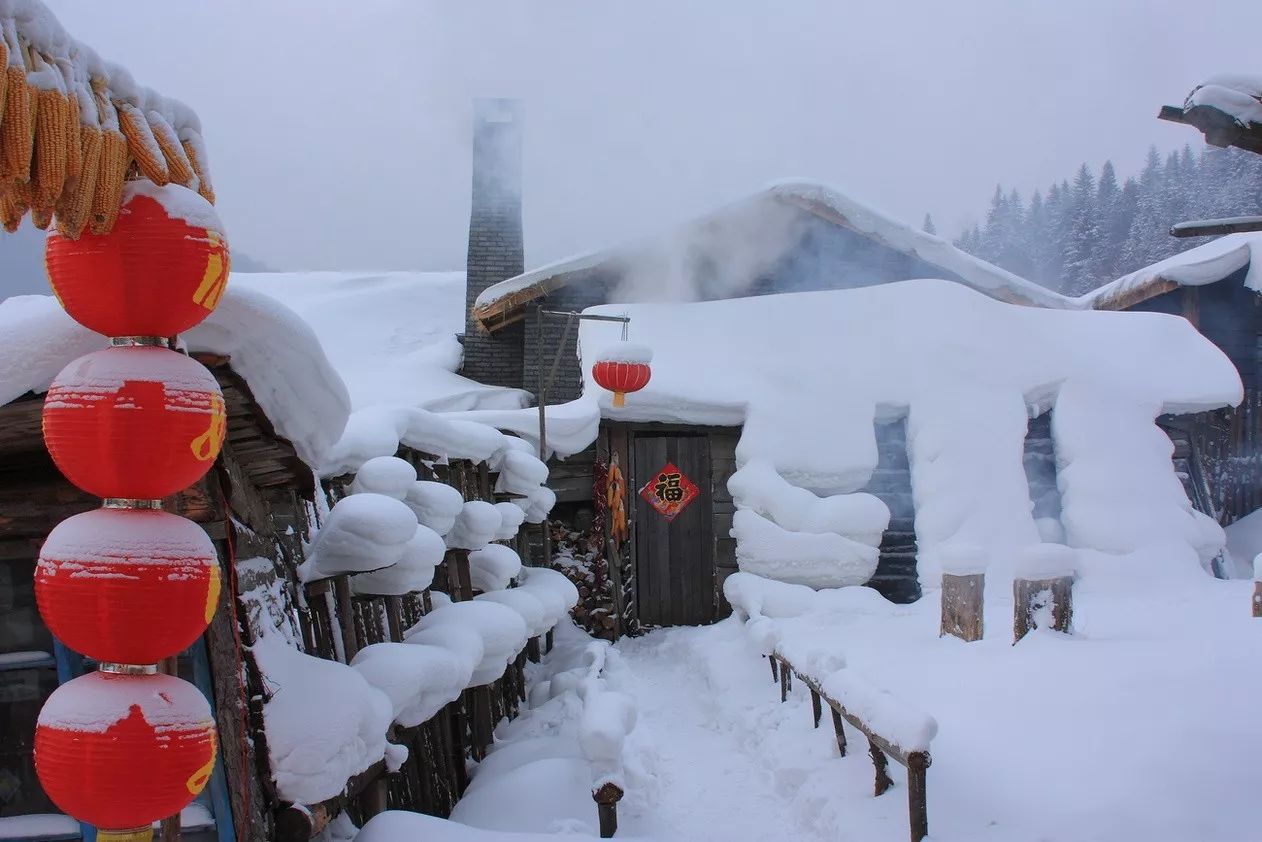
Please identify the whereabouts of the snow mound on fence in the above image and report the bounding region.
[252,634,393,805]
[468,544,523,593]
[579,280,1242,587]
[301,493,417,580]
[352,524,445,596]
[410,599,529,688]
[350,642,473,728]
[406,481,465,536]
[349,456,417,499]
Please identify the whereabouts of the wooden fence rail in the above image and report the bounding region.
[769,653,932,842]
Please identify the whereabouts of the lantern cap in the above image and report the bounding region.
[121,181,225,237]
[37,671,212,734]
[594,342,653,365]
[50,345,222,397]
[39,507,216,566]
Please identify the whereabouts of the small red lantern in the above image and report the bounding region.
[592,343,653,408]
[45,183,229,337]
[42,346,226,500]
[36,508,220,664]
[36,671,216,832]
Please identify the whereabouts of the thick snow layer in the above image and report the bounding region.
[1187,77,1262,126]
[728,461,889,546]
[0,814,81,839]
[518,484,558,525]
[323,405,509,476]
[231,272,528,414]
[493,501,527,541]
[352,524,445,596]
[476,588,550,637]
[1014,542,1079,580]
[410,600,528,687]
[594,342,653,364]
[349,456,417,499]
[1053,380,1225,569]
[468,544,523,593]
[1078,233,1262,309]
[405,624,485,677]
[818,671,937,753]
[303,493,418,580]
[495,450,550,497]
[0,292,353,473]
[732,508,879,588]
[252,634,392,804]
[122,181,223,233]
[405,481,465,536]
[446,501,503,551]
[358,811,608,841]
[447,398,603,460]
[37,670,211,734]
[474,180,1075,312]
[580,281,1241,585]
[1225,507,1262,578]
[350,642,473,728]
[518,567,580,626]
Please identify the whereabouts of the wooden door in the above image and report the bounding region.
[632,434,714,627]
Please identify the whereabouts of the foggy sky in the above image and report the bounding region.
[23,1,1262,276]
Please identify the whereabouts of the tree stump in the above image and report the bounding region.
[940,572,984,642]
[593,781,624,838]
[1253,581,1262,618]
[1013,575,1073,643]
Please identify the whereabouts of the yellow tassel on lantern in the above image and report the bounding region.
[613,391,626,407]
[97,829,154,842]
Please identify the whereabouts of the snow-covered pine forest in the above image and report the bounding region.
[953,145,1262,295]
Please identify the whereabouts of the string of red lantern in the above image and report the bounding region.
[34,182,231,842]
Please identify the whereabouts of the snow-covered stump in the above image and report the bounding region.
[940,573,984,642]
[594,781,624,838]
[1253,555,1262,617]
[1013,544,1077,643]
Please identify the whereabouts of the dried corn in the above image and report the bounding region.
[30,202,51,229]
[0,40,9,139]
[56,124,101,239]
[5,179,30,231]
[181,134,214,204]
[31,86,69,212]
[118,102,168,186]
[0,188,24,232]
[89,128,128,234]
[0,65,33,185]
[147,109,194,187]
[65,90,81,181]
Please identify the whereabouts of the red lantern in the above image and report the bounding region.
[42,346,226,500]
[36,671,216,831]
[592,344,653,408]
[36,508,220,664]
[45,183,229,337]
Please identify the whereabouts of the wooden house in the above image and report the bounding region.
[1084,235,1262,563]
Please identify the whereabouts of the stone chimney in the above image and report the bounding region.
[462,98,526,389]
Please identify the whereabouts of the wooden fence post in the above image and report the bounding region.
[907,752,931,842]
[940,572,984,642]
[593,782,624,838]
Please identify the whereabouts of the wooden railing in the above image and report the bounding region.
[768,653,933,842]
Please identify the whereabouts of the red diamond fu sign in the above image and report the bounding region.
[639,462,700,522]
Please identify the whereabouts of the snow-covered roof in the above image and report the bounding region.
[0,288,351,469]
[1078,233,1262,310]
[1187,75,1262,129]
[472,179,1075,328]
[578,280,1240,587]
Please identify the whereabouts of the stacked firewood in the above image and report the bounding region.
[0,2,213,238]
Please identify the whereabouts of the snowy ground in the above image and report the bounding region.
[359,553,1260,842]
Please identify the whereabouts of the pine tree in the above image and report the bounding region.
[1092,160,1122,281]
[922,213,937,235]
[1062,164,1099,295]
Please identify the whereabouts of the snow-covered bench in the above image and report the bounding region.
[770,653,935,842]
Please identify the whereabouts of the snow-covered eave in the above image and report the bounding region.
[471,179,1069,330]
[1078,234,1259,311]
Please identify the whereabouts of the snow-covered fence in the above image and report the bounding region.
[574,642,636,838]
[770,653,936,842]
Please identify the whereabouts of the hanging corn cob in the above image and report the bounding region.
[147,108,194,187]
[118,102,168,186]
[0,5,213,237]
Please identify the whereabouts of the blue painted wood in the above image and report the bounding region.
[50,638,93,842]
[190,638,236,842]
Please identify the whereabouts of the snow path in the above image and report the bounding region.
[614,623,906,842]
